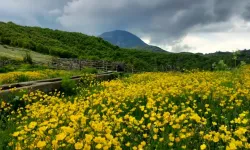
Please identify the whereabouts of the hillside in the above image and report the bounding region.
[100,30,166,52]
[0,44,52,63]
[0,21,250,71]
[0,21,118,59]
[134,45,167,52]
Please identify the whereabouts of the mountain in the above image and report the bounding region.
[100,30,147,48]
[100,30,166,52]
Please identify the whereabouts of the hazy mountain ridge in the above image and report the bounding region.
[100,30,167,52]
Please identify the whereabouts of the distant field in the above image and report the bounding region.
[0,44,52,63]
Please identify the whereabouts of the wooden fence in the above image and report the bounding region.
[0,57,126,72]
[49,58,123,71]
[0,59,16,68]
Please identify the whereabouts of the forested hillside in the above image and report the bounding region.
[0,21,250,71]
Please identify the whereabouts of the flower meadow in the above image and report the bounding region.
[1,67,250,150]
[0,70,81,85]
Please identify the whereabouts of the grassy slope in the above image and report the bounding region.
[0,44,52,64]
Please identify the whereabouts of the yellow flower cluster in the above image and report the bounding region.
[0,70,79,85]
[7,66,250,149]
[0,100,12,113]
[0,71,43,84]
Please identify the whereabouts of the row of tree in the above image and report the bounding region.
[0,21,250,71]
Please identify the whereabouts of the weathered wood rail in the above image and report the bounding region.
[0,72,119,101]
[50,58,124,71]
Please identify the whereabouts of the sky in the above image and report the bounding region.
[1,0,250,53]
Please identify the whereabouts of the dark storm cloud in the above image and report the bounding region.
[242,3,250,20]
[58,0,250,45]
[0,0,68,26]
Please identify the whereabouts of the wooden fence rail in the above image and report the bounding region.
[49,58,124,72]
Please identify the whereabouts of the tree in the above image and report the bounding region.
[233,50,240,67]
[240,61,246,66]
[214,60,228,71]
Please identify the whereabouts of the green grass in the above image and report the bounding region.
[0,44,52,64]
[0,118,17,150]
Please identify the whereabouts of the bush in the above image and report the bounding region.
[23,52,33,64]
[0,65,15,73]
[18,64,49,71]
[240,61,246,66]
[15,74,29,83]
[212,60,228,71]
[113,72,130,79]
[81,67,98,74]
[79,74,96,87]
[61,77,77,96]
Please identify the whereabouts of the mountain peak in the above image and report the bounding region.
[100,30,167,52]
[100,30,148,48]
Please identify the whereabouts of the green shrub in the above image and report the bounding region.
[23,52,33,64]
[61,77,77,96]
[81,67,98,74]
[0,67,7,73]
[212,60,228,71]
[79,74,96,87]
[18,64,48,71]
[15,74,29,83]
[0,65,15,73]
[114,72,131,79]
[240,61,246,66]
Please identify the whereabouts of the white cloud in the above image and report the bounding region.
[183,32,250,53]
[48,9,62,16]
[149,16,250,53]
[141,37,151,44]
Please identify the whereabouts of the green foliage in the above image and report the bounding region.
[232,50,241,67]
[1,21,250,72]
[0,56,8,61]
[0,115,17,149]
[0,65,15,73]
[240,61,246,66]
[0,90,28,149]
[112,72,131,79]
[213,60,228,71]
[81,67,98,74]
[17,64,49,71]
[0,64,49,73]
[61,77,77,96]
[15,74,29,83]
[23,52,33,64]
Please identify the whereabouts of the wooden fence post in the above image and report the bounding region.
[79,60,82,71]
[102,60,105,71]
